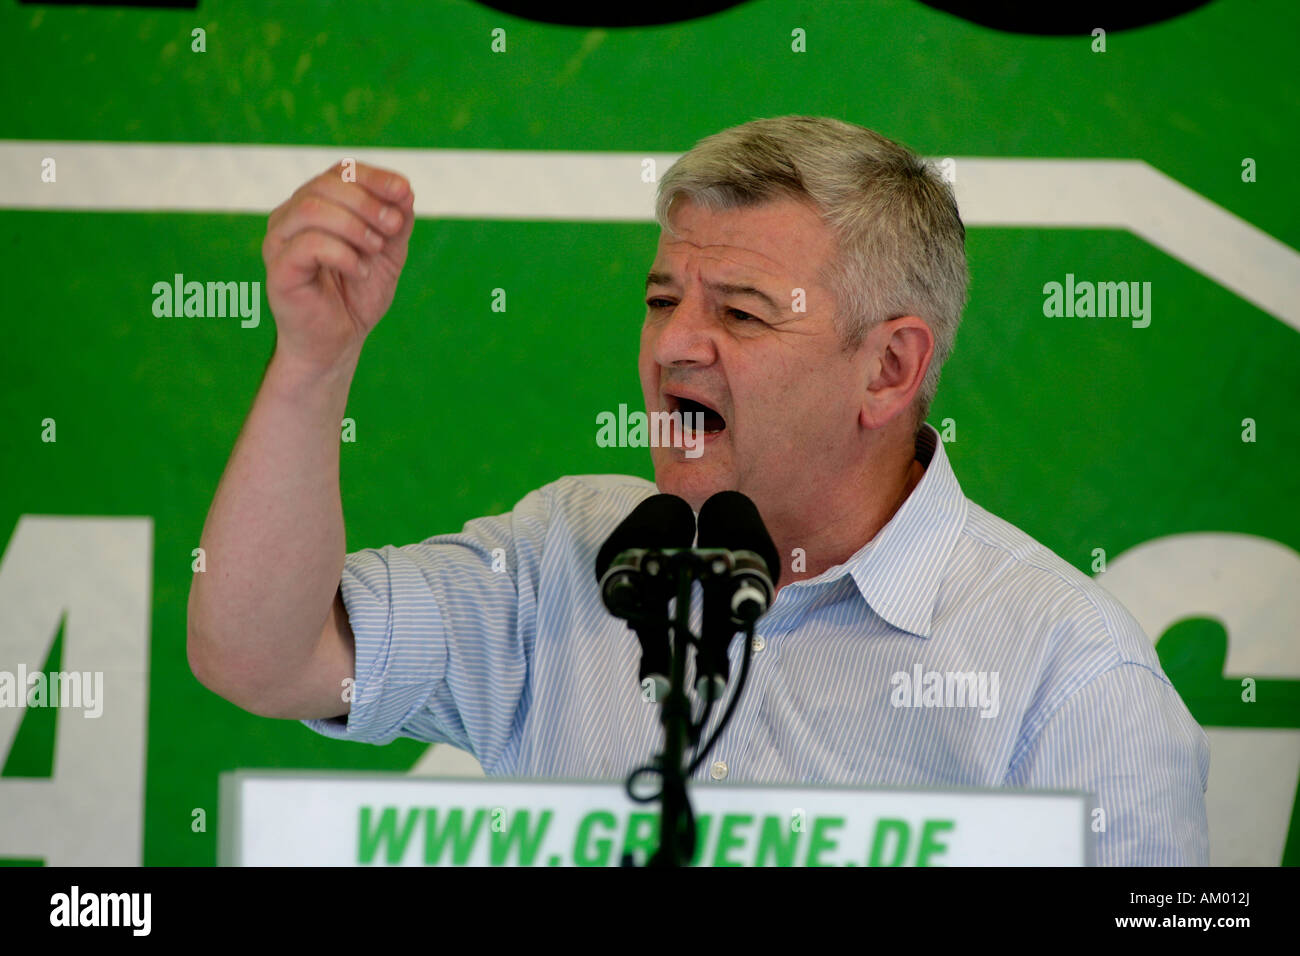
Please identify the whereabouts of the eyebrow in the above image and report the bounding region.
[644,271,783,314]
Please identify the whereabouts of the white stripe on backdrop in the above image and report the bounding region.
[0,141,1297,331]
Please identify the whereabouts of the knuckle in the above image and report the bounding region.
[299,230,328,255]
[363,196,386,223]
[282,230,313,259]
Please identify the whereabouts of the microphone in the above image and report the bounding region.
[596,494,697,698]
[694,491,779,697]
[697,490,779,621]
[596,493,697,613]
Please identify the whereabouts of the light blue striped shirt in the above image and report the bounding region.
[304,422,1210,865]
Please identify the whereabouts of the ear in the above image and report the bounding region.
[858,316,934,430]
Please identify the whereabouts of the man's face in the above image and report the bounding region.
[639,196,871,519]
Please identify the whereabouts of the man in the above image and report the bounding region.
[187,116,1209,865]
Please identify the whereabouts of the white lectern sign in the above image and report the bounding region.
[220,771,1091,866]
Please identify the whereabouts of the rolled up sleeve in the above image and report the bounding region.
[300,484,552,765]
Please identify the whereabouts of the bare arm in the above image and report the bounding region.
[187,161,415,719]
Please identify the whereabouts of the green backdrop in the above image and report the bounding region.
[0,0,1297,866]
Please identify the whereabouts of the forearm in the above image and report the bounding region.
[188,344,359,701]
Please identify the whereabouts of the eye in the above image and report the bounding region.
[727,308,758,322]
[646,297,673,310]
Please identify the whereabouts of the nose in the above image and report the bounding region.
[648,287,718,368]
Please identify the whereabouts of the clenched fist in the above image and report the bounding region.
[262,160,415,372]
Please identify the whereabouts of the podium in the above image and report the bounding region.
[220,771,1092,866]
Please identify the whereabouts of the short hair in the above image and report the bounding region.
[654,115,968,428]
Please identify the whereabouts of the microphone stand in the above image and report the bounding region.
[648,560,696,867]
[608,491,776,868]
[618,550,759,868]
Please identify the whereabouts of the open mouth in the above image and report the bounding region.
[669,395,727,434]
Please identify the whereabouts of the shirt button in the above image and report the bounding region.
[751,635,766,652]
[710,761,728,780]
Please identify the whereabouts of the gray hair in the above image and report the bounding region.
[654,115,968,429]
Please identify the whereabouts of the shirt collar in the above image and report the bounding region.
[815,423,968,639]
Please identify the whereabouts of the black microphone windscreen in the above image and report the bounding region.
[696,491,781,586]
[594,493,697,582]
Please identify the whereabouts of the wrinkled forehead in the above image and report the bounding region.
[653,196,836,285]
